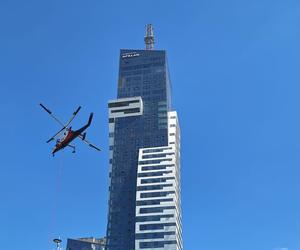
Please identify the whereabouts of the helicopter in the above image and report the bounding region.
[40,103,101,156]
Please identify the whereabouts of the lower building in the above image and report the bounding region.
[66,237,106,250]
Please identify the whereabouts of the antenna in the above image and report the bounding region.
[144,24,154,50]
[53,238,62,250]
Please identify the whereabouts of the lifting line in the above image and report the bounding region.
[48,153,64,250]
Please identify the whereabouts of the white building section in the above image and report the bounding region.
[107,96,143,193]
[108,96,143,119]
[135,111,183,250]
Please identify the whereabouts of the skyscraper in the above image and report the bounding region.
[106,25,182,250]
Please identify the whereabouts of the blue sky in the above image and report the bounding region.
[1,0,300,249]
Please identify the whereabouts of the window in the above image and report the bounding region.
[136,214,174,222]
[141,164,174,171]
[136,198,173,206]
[138,170,172,177]
[140,206,175,214]
[135,231,175,240]
[137,183,172,191]
[139,240,177,249]
[140,222,176,230]
[138,159,172,165]
[111,108,140,114]
[140,191,175,198]
[141,177,175,184]
[143,148,170,153]
[142,153,174,159]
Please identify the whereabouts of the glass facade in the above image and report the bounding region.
[106,49,181,250]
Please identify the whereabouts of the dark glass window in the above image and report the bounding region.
[140,206,175,214]
[140,222,176,230]
[139,240,177,249]
[111,108,140,114]
[141,177,175,184]
[136,198,173,206]
[140,191,175,198]
[141,164,174,171]
[135,231,175,239]
[136,183,173,191]
[136,214,174,222]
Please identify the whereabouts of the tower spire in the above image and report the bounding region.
[144,24,154,50]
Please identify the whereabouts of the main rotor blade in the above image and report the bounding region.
[78,134,101,151]
[64,106,81,128]
[40,103,65,127]
[89,144,101,151]
[46,127,66,143]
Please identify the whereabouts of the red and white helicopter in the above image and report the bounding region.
[40,103,101,156]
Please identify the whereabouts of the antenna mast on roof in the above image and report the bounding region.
[144,24,155,50]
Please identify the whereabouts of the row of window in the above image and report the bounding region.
[135,231,175,240]
[157,120,168,125]
[108,99,140,108]
[139,222,176,231]
[140,191,175,198]
[111,108,140,114]
[139,240,177,249]
[121,62,164,71]
[139,206,175,214]
[125,76,141,82]
[141,177,175,184]
[142,152,174,159]
[136,214,174,222]
[136,183,173,191]
[136,198,173,206]
[138,159,172,166]
[138,170,172,178]
[142,147,171,153]
[141,164,174,171]
[120,70,147,76]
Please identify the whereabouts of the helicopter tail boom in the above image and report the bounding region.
[87,113,93,127]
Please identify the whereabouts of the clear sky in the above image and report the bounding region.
[1,0,300,250]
